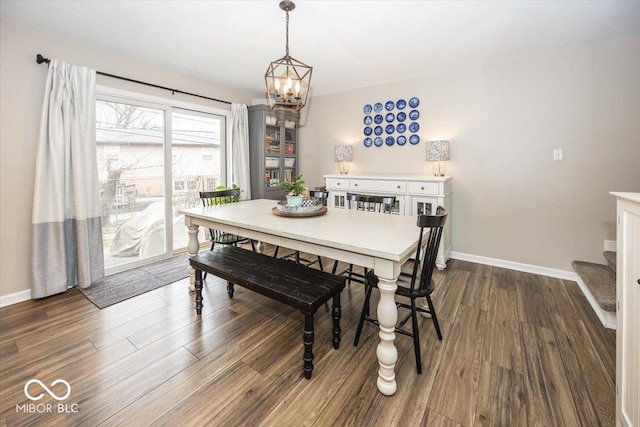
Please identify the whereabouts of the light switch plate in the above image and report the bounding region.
[553,148,564,161]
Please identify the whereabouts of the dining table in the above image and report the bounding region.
[179,198,421,396]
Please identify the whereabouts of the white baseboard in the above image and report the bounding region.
[604,240,617,252]
[449,251,616,330]
[0,289,32,308]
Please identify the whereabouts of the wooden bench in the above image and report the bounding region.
[189,246,346,379]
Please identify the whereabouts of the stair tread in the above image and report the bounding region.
[572,260,616,312]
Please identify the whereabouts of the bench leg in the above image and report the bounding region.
[227,281,235,298]
[303,313,314,379]
[332,293,342,349]
[195,268,203,315]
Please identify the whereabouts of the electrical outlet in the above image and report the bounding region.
[553,148,563,161]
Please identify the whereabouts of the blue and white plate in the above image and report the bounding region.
[363,137,372,147]
[363,104,372,114]
[364,116,372,125]
[385,136,395,146]
[409,97,420,108]
[374,137,383,147]
[374,114,384,124]
[397,135,407,145]
[409,109,420,120]
[385,124,395,134]
[396,123,407,133]
[396,111,407,122]
[385,113,395,123]
[409,122,420,133]
[396,99,407,110]
[409,134,420,145]
[364,126,372,136]
[374,102,383,113]
[385,101,395,111]
[374,126,383,136]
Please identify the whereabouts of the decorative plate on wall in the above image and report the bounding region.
[362,97,421,148]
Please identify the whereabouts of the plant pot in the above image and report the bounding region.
[286,195,303,207]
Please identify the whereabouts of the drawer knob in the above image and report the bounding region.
[337,183,340,186]
[421,186,424,190]
[397,185,400,189]
[354,183,358,186]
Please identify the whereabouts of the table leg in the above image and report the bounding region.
[375,275,399,396]
[187,224,200,292]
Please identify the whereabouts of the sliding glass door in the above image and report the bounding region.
[96,97,226,274]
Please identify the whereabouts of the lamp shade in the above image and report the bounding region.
[334,145,353,162]
[426,140,450,161]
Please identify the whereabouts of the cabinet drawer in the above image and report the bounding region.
[326,178,349,189]
[350,179,406,193]
[407,181,439,196]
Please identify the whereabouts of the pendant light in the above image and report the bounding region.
[265,1,312,111]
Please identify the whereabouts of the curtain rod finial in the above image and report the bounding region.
[36,54,50,65]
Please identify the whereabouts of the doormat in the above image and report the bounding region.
[79,253,189,309]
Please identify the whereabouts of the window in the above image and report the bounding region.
[202,147,214,161]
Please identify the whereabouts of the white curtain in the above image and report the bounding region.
[31,59,104,298]
[231,103,251,200]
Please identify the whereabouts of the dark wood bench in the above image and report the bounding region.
[189,246,346,379]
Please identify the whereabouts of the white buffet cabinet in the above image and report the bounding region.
[324,174,452,269]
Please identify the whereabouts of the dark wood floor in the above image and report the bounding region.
[0,245,616,426]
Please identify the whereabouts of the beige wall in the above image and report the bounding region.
[0,22,259,300]
[300,39,640,271]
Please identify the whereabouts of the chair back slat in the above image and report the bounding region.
[346,193,396,214]
[200,188,241,207]
[411,206,447,294]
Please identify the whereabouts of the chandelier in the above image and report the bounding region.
[265,1,312,111]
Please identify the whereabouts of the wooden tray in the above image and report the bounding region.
[272,206,328,218]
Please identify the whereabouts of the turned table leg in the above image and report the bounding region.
[186,223,200,292]
[375,275,399,396]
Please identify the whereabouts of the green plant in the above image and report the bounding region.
[276,175,306,196]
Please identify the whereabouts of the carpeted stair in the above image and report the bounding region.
[572,251,616,313]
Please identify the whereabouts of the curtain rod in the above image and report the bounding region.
[36,54,232,105]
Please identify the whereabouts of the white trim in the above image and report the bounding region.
[604,240,617,252]
[0,289,32,307]
[450,251,577,280]
[450,251,616,330]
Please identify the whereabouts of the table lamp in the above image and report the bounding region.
[426,140,450,176]
[334,145,353,174]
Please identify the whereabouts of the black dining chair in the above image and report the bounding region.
[353,206,448,374]
[200,189,255,279]
[331,193,396,285]
[274,190,328,270]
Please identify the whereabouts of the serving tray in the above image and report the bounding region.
[272,206,328,218]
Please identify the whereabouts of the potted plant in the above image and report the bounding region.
[276,175,306,207]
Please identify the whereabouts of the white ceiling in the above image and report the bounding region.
[2,1,639,97]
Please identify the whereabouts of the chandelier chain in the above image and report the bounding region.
[285,11,290,56]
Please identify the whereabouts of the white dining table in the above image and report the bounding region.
[179,198,421,396]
